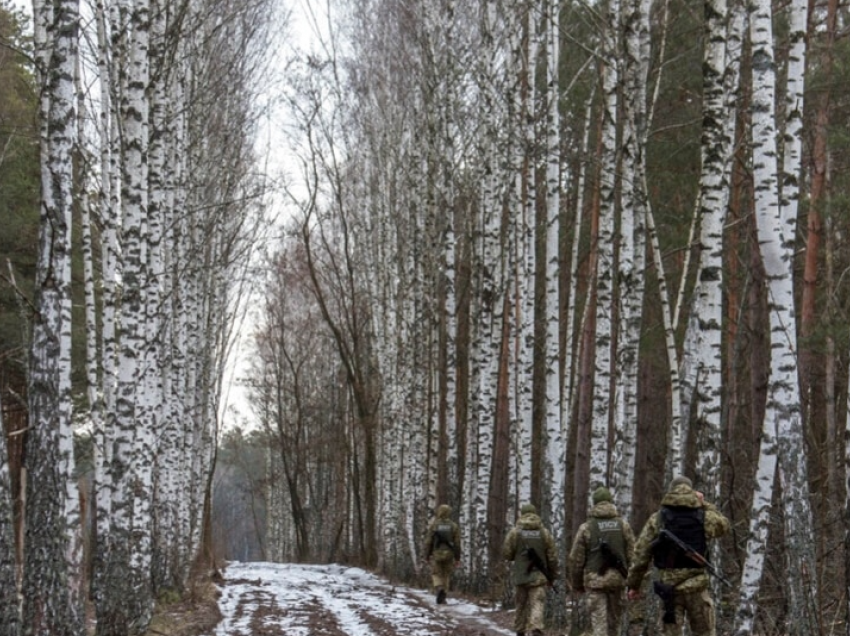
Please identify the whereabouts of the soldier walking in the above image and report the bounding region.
[423,504,461,604]
[569,486,635,636]
[503,503,559,636]
[626,476,730,636]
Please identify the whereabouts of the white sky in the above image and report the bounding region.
[210,561,515,636]
[219,0,326,434]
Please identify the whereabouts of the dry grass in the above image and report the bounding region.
[144,575,224,636]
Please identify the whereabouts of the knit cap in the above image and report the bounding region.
[592,486,612,504]
[669,475,693,490]
[520,503,537,515]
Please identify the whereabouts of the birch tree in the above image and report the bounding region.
[461,0,508,586]
[542,0,566,540]
[680,0,735,498]
[612,0,650,507]
[22,0,83,633]
[734,0,816,628]
[775,0,818,626]
[96,0,154,629]
[589,0,620,492]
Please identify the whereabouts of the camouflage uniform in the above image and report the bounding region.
[503,503,559,636]
[423,504,461,603]
[569,487,635,636]
[626,477,730,636]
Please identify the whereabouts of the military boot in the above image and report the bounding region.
[436,588,446,604]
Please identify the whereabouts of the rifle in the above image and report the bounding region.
[658,529,732,587]
[598,540,628,578]
[526,547,555,584]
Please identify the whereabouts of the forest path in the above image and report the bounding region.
[204,561,520,636]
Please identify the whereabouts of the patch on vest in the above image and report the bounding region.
[437,523,453,533]
[596,520,620,532]
[521,529,542,539]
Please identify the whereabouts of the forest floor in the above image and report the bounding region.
[145,561,539,636]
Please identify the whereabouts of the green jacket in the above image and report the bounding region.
[626,484,730,593]
[503,511,559,587]
[570,501,635,591]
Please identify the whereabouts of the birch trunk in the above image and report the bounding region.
[439,0,460,509]
[691,0,732,497]
[22,0,83,633]
[510,78,531,513]
[613,0,649,509]
[98,0,154,630]
[561,87,595,452]
[92,4,119,599]
[733,0,816,629]
[645,0,691,475]
[590,0,619,491]
[543,0,566,542]
[775,0,818,627]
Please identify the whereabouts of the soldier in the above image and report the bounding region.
[569,486,635,636]
[423,504,461,604]
[626,476,730,636]
[503,503,559,636]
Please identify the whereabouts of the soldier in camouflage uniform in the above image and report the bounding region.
[626,476,730,636]
[503,503,559,636]
[423,504,461,604]
[569,486,635,636]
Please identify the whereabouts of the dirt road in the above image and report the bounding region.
[206,561,518,636]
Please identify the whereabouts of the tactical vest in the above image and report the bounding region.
[432,522,456,560]
[513,528,548,585]
[652,505,706,569]
[586,517,626,574]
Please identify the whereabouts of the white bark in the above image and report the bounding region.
[514,1,535,511]
[515,197,533,506]
[612,0,649,510]
[590,0,620,490]
[561,86,595,440]
[23,0,83,633]
[734,0,815,629]
[92,3,120,580]
[543,0,565,538]
[692,0,731,497]
[775,0,817,627]
[99,0,154,629]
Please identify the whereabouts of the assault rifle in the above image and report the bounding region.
[598,540,628,578]
[526,547,556,585]
[658,529,732,587]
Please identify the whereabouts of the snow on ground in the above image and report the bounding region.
[208,561,516,636]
